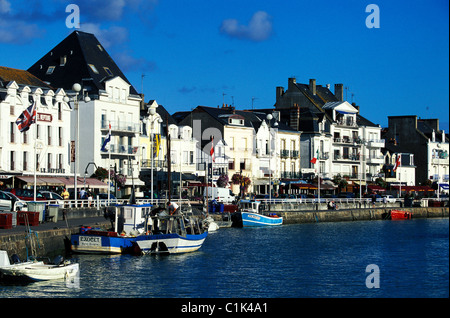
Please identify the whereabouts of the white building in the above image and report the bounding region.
[0,67,72,188]
[27,31,143,196]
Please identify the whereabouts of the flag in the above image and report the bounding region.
[310,149,319,164]
[16,101,37,132]
[152,134,161,158]
[101,122,111,151]
[393,154,401,171]
[210,136,215,162]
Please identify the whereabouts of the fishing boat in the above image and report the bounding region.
[0,250,79,282]
[70,203,207,255]
[232,200,283,227]
[69,204,153,255]
[390,209,412,220]
[134,209,207,254]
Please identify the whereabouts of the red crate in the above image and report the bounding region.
[17,211,39,226]
[0,213,13,229]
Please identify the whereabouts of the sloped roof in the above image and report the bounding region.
[0,66,52,89]
[28,31,138,96]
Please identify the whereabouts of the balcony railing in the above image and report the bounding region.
[101,120,140,134]
[101,144,138,156]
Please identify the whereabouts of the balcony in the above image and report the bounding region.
[333,137,361,145]
[366,155,384,164]
[367,139,385,148]
[334,154,360,161]
[291,150,299,158]
[101,144,138,156]
[281,171,301,179]
[281,149,290,158]
[101,120,139,134]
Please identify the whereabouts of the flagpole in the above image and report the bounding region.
[33,99,37,201]
[108,121,111,206]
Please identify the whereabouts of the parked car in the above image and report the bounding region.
[380,195,396,203]
[40,191,65,206]
[1,191,28,211]
[5,188,47,201]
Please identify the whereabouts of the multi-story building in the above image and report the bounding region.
[274,77,384,187]
[383,116,449,188]
[0,66,72,189]
[27,31,143,196]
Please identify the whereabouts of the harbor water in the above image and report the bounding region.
[0,217,448,298]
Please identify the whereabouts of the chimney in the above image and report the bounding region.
[335,83,344,101]
[276,86,284,103]
[352,102,360,114]
[309,79,316,95]
[288,77,297,91]
[289,104,300,131]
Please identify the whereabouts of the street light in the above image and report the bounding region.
[148,106,162,204]
[64,83,90,206]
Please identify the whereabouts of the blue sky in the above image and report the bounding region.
[1,0,448,130]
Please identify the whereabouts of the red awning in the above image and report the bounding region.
[391,185,434,192]
[367,185,386,192]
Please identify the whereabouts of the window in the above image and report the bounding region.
[10,122,15,143]
[47,126,52,145]
[23,151,28,171]
[104,67,113,76]
[46,66,55,74]
[240,159,246,170]
[36,154,40,171]
[228,159,235,170]
[60,56,67,66]
[10,151,15,170]
[88,64,99,74]
[58,127,63,146]
[47,153,52,171]
[58,154,63,170]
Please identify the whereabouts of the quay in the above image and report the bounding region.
[0,204,448,260]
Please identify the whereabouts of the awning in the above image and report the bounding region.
[368,185,386,192]
[439,183,449,190]
[291,183,317,190]
[392,185,434,192]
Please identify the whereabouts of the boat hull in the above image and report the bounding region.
[233,212,283,227]
[135,232,207,254]
[0,263,79,281]
[70,234,137,254]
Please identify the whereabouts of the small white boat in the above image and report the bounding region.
[0,250,79,282]
[203,215,219,232]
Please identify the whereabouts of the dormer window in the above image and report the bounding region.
[46,66,55,74]
[228,118,244,125]
[60,56,67,66]
[104,67,113,76]
[88,64,99,74]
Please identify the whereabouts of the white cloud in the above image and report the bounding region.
[220,11,273,42]
[79,23,129,48]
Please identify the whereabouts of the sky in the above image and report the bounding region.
[1,0,449,131]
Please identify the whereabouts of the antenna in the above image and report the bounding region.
[252,96,258,109]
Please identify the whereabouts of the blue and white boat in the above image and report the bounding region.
[232,200,283,227]
[70,203,207,255]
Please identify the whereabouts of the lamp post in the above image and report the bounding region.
[148,106,161,204]
[64,83,90,207]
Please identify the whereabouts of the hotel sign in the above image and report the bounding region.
[37,113,53,122]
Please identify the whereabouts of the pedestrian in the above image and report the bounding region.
[168,201,179,215]
[62,188,69,200]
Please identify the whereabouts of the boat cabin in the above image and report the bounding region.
[238,200,261,213]
[115,204,153,235]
